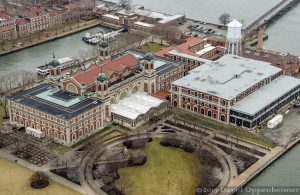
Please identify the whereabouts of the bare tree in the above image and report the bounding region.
[118,0,132,8]
[219,13,231,26]
[0,71,23,118]
[118,178,132,194]
[151,24,180,44]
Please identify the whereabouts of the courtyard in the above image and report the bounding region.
[0,157,81,195]
[115,139,201,195]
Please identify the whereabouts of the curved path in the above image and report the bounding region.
[78,132,235,195]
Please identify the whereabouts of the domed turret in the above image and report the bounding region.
[144,52,154,61]
[49,51,60,67]
[99,39,108,49]
[97,72,107,83]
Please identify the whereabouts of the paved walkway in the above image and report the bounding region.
[225,146,284,194]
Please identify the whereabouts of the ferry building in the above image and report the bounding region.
[8,41,184,145]
[171,54,300,129]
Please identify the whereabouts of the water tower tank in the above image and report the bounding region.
[227,19,242,43]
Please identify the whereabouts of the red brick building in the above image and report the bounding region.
[16,18,31,37]
[0,11,17,40]
[155,37,224,73]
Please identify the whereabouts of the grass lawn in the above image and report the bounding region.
[0,157,82,195]
[0,105,5,123]
[115,139,201,195]
[176,112,275,148]
[138,42,167,53]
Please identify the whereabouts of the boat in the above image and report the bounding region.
[36,53,79,75]
[82,30,121,44]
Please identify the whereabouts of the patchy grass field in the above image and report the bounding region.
[0,157,82,195]
[0,105,5,123]
[138,42,167,53]
[176,112,275,148]
[115,139,201,195]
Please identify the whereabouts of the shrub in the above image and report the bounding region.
[30,171,49,189]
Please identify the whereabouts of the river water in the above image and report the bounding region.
[107,0,282,27]
[0,0,300,190]
[0,26,109,74]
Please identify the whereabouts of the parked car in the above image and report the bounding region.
[293,103,300,108]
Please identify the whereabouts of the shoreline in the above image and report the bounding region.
[0,20,101,57]
[228,137,300,194]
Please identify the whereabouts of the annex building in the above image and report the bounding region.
[8,42,184,145]
[171,54,300,129]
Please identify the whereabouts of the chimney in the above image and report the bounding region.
[257,27,264,51]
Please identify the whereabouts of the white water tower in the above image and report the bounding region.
[226,19,242,56]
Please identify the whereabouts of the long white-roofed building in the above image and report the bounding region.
[171,54,300,129]
[111,92,166,128]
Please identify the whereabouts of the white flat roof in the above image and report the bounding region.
[231,76,300,115]
[196,44,216,56]
[172,54,282,100]
[134,21,155,28]
[131,5,183,24]
[111,92,164,120]
[102,14,119,20]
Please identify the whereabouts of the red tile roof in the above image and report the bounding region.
[152,91,170,99]
[155,37,204,57]
[0,11,14,21]
[16,18,31,25]
[64,3,81,11]
[242,47,300,75]
[73,54,139,85]
[23,6,46,17]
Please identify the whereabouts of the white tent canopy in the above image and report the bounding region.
[112,92,164,120]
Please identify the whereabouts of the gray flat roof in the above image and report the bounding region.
[231,76,300,115]
[9,84,102,119]
[172,54,282,100]
[123,50,184,76]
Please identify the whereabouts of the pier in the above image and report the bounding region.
[244,0,297,36]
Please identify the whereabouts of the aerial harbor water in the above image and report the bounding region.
[0,0,299,191]
[106,0,282,27]
[0,26,109,74]
[264,1,300,55]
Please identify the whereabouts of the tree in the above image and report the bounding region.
[118,0,132,8]
[30,171,49,189]
[151,24,180,45]
[219,13,231,26]
[0,70,36,119]
[118,178,132,194]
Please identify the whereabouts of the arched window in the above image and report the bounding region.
[173,100,178,107]
[200,108,205,115]
[208,110,212,117]
[194,106,198,112]
[48,129,53,138]
[67,83,78,94]
[54,131,58,138]
[187,104,191,110]
[61,133,65,141]
[72,133,76,141]
[221,115,225,122]
[96,120,101,128]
